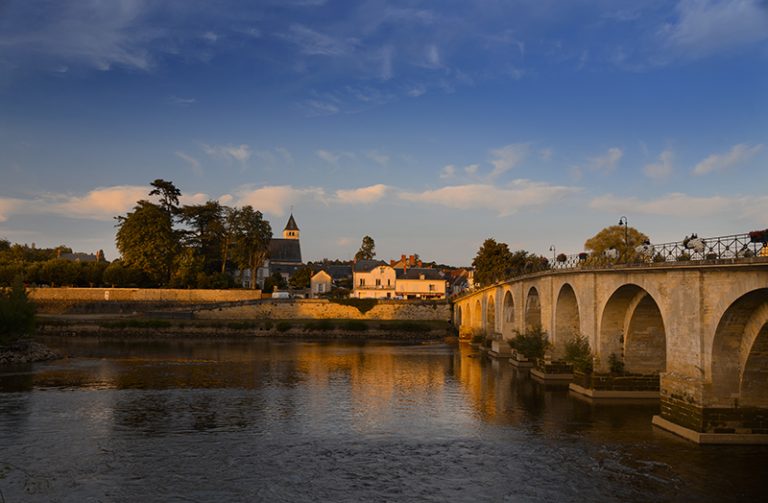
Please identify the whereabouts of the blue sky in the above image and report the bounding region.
[1,0,767,265]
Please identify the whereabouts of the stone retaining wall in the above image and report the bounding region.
[195,299,451,321]
[29,287,263,303]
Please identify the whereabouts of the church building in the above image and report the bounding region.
[255,214,304,287]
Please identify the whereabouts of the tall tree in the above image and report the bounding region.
[354,235,376,261]
[179,201,226,273]
[149,179,182,216]
[115,201,179,285]
[584,225,649,261]
[472,239,548,286]
[231,206,272,289]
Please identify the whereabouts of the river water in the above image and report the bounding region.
[0,337,765,502]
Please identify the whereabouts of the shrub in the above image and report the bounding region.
[227,321,258,330]
[263,320,273,331]
[676,252,691,262]
[608,353,625,374]
[99,319,172,329]
[276,321,292,332]
[0,276,36,345]
[564,335,593,373]
[340,320,367,331]
[304,320,335,331]
[471,334,484,344]
[508,326,549,359]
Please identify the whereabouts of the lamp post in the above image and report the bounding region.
[618,216,628,261]
[549,245,556,265]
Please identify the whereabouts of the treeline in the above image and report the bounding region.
[0,180,274,289]
[115,179,272,289]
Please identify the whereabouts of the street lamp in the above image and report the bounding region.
[618,216,628,261]
[549,245,556,265]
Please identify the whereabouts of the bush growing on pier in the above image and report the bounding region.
[608,353,625,375]
[564,335,593,373]
[340,320,367,331]
[276,321,292,332]
[304,320,335,331]
[0,276,36,346]
[508,326,549,359]
[329,298,378,314]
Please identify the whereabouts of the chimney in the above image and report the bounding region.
[409,255,415,266]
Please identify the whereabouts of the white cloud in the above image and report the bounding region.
[0,198,26,222]
[365,150,389,166]
[169,96,196,106]
[302,99,340,116]
[692,143,763,175]
[233,185,327,217]
[56,185,149,220]
[464,164,480,176]
[175,151,202,176]
[202,31,218,43]
[400,180,580,216]
[539,148,553,161]
[203,144,252,162]
[659,0,768,59]
[440,165,456,179]
[588,147,623,173]
[489,143,529,178]
[407,85,426,97]
[644,148,674,179]
[424,44,441,68]
[589,192,735,217]
[334,184,390,204]
[316,149,354,165]
[282,24,355,56]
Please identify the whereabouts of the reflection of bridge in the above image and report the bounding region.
[453,257,768,443]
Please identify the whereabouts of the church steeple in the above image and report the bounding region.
[283,213,299,240]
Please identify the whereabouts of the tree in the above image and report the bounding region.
[584,225,649,262]
[0,276,36,346]
[263,271,287,294]
[115,200,179,285]
[472,239,549,286]
[231,206,272,289]
[472,239,514,286]
[179,200,226,273]
[149,179,182,216]
[355,236,376,261]
[289,266,313,290]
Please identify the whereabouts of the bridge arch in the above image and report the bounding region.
[554,283,580,356]
[525,287,541,330]
[502,290,515,339]
[711,288,768,408]
[599,284,666,374]
[486,294,496,337]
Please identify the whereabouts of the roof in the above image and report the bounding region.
[284,214,299,231]
[59,252,99,263]
[324,264,352,279]
[353,259,389,272]
[269,238,302,263]
[395,268,444,280]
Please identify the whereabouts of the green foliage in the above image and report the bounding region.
[116,200,178,285]
[226,321,259,330]
[382,321,430,333]
[0,276,36,345]
[676,252,691,261]
[508,326,550,359]
[472,238,549,286]
[354,235,376,261]
[263,272,287,294]
[329,298,378,314]
[584,225,649,262]
[608,353,625,374]
[276,321,292,332]
[263,320,273,330]
[99,319,172,329]
[289,266,313,290]
[231,205,272,289]
[340,320,367,331]
[304,320,335,331]
[471,334,484,344]
[564,335,593,373]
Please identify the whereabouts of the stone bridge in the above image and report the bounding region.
[453,258,768,443]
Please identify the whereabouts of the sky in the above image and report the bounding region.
[1,0,767,266]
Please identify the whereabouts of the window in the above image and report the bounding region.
[376,279,381,286]
[429,284,435,291]
[359,278,365,286]
[387,279,391,287]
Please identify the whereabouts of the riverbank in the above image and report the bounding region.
[37,316,455,340]
[0,339,61,364]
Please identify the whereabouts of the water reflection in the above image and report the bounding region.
[0,338,765,503]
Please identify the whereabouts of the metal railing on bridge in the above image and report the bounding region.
[550,231,768,271]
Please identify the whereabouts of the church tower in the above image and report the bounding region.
[283,213,299,240]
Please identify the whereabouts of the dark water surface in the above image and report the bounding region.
[1,337,766,502]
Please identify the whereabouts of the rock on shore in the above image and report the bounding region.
[0,340,61,365]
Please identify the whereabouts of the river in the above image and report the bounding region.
[0,337,765,502]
